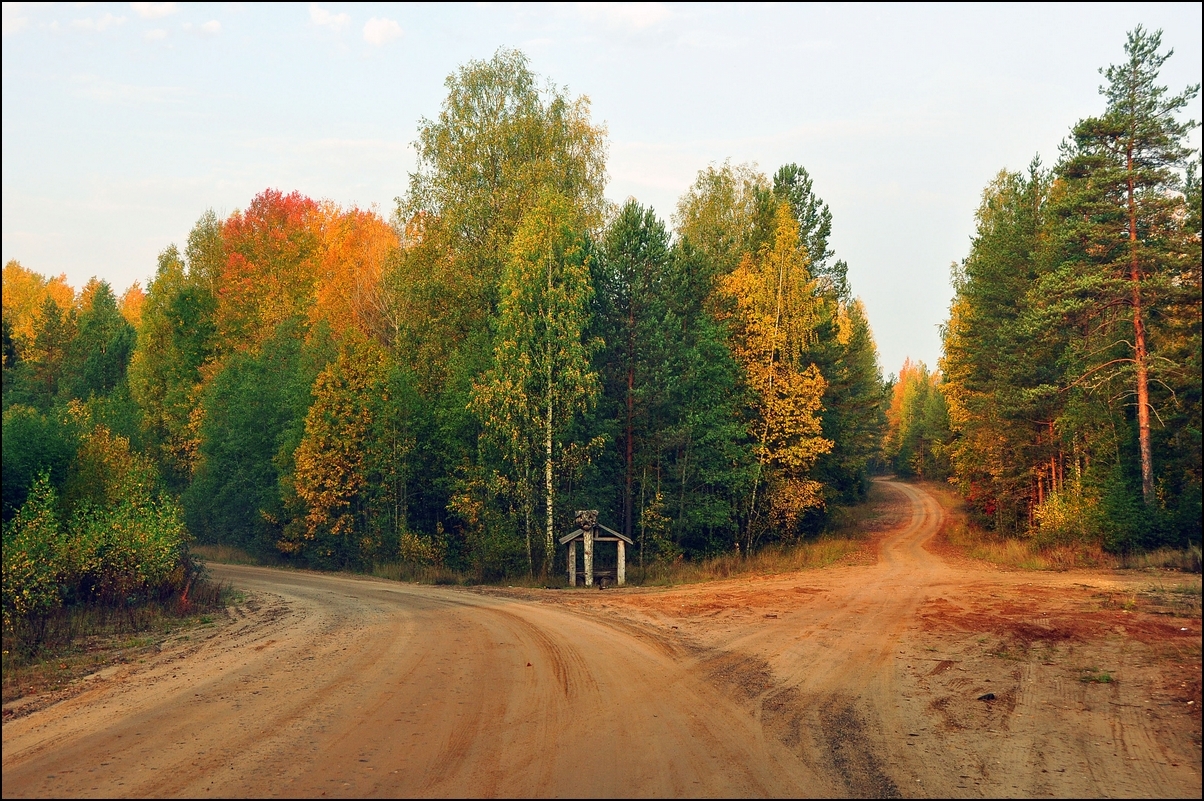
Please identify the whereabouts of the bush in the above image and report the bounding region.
[1032,489,1099,548]
[3,423,193,652]
[71,496,188,605]
[2,474,69,633]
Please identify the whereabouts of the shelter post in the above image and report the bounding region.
[584,528,594,587]
[617,540,625,586]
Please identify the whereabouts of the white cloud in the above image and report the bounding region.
[576,2,671,30]
[310,3,349,31]
[144,27,167,41]
[3,3,31,37]
[71,74,185,105]
[72,13,126,32]
[363,17,402,46]
[129,2,178,20]
[199,20,220,34]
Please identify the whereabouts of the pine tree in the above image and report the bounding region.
[1047,26,1199,506]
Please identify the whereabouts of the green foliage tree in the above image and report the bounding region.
[595,200,671,541]
[129,242,219,484]
[674,161,770,280]
[183,318,332,555]
[2,472,68,634]
[398,48,608,375]
[21,297,76,404]
[941,166,1059,528]
[471,190,600,575]
[1,404,78,522]
[61,281,136,402]
[941,28,1200,551]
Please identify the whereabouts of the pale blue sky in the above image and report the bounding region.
[3,2,1200,376]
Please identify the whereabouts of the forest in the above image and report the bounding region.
[921,28,1200,554]
[2,29,1200,637]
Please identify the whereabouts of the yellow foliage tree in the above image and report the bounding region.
[311,204,399,342]
[288,337,416,564]
[291,339,386,542]
[720,202,832,548]
[2,260,75,353]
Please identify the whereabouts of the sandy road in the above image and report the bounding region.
[3,480,1200,798]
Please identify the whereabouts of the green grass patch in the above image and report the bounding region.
[1079,668,1115,684]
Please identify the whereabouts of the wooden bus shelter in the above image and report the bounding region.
[560,509,632,587]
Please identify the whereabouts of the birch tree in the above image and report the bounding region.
[472,190,599,575]
[721,202,832,549]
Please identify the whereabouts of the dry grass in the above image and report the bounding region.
[372,535,867,590]
[1120,547,1203,573]
[2,578,232,709]
[633,537,866,587]
[190,543,269,566]
[371,562,463,586]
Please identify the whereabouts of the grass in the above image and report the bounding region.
[2,576,233,708]
[371,492,882,590]
[371,562,464,585]
[631,536,865,587]
[1135,578,1203,617]
[191,543,274,566]
[1120,546,1203,573]
[368,532,867,590]
[1079,668,1115,684]
[610,486,885,588]
[920,480,1201,573]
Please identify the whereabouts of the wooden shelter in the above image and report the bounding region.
[560,510,632,587]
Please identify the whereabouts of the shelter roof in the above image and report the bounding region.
[559,523,633,545]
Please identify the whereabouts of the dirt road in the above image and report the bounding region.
[3,480,1199,797]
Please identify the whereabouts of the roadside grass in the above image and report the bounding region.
[370,535,865,590]
[374,494,882,589]
[921,480,1202,574]
[1120,547,1203,573]
[572,485,883,588]
[632,536,865,587]
[191,543,281,566]
[2,577,233,709]
[371,562,463,586]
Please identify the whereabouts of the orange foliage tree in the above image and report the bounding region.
[216,189,321,350]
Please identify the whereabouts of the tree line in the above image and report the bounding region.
[4,48,888,585]
[890,28,1201,554]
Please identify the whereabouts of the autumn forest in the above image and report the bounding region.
[3,30,1200,634]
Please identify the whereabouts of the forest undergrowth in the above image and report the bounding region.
[924,480,1202,574]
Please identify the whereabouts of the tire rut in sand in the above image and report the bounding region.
[697,645,904,798]
[817,694,901,798]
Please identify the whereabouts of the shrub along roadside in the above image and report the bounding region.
[924,480,1203,573]
[2,419,219,660]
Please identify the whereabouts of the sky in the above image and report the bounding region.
[2,2,1201,376]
